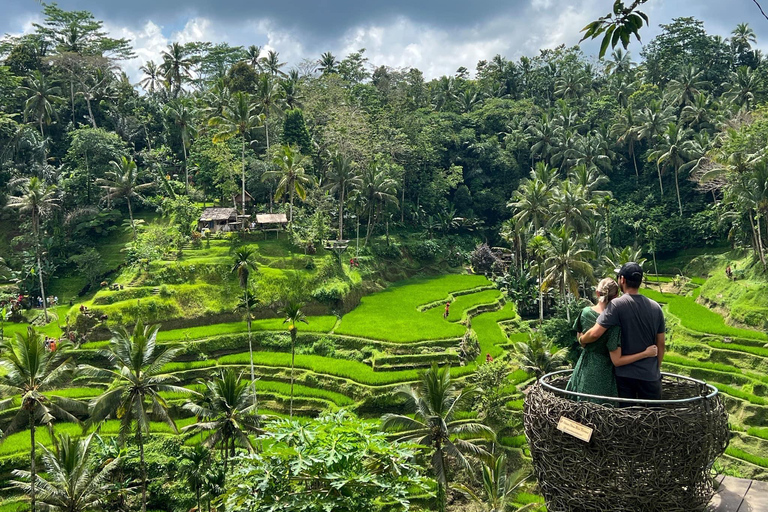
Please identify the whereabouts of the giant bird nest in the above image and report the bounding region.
[523,371,729,512]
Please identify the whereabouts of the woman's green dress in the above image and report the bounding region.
[566,306,620,404]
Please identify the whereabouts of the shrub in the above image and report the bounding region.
[407,239,442,261]
[371,241,402,260]
[311,279,350,303]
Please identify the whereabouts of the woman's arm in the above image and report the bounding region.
[609,345,658,367]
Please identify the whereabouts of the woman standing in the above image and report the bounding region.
[566,278,657,404]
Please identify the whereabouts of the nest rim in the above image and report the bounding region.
[539,370,719,405]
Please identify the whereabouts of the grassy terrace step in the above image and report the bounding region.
[641,288,767,341]
[335,274,490,342]
[160,380,354,407]
[155,316,338,342]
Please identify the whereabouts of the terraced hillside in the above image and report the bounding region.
[639,287,768,480]
[0,272,529,502]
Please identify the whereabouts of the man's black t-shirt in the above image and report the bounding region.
[596,293,665,381]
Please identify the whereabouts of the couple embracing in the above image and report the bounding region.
[566,262,666,404]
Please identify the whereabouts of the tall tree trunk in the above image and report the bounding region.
[364,206,373,246]
[265,112,270,153]
[631,142,639,178]
[400,175,405,224]
[34,210,48,323]
[85,94,97,128]
[241,138,246,215]
[183,143,189,195]
[138,428,147,512]
[70,79,75,125]
[289,331,296,418]
[674,167,683,216]
[338,185,344,241]
[246,294,256,409]
[127,197,137,241]
[538,267,544,325]
[757,212,767,269]
[656,161,664,198]
[29,415,36,512]
[289,187,294,230]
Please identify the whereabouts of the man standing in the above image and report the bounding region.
[579,262,666,400]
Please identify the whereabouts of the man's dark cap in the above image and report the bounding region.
[615,262,644,281]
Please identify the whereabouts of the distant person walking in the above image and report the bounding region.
[444,302,450,319]
[579,263,666,401]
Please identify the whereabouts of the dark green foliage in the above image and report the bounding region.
[282,108,312,155]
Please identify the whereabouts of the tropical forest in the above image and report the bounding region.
[0,1,767,511]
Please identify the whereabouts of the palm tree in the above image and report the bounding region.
[526,114,559,164]
[255,74,283,153]
[317,52,338,75]
[12,433,118,512]
[541,226,593,322]
[513,331,569,378]
[209,92,263,212]
[183,369,263,472]
[325,152,361,240]
[509,178,551,233]
[611,108,641,177]
[165,99,197,194]
[83,320,190,512]
[636,101,673,197]
[650,122,694,216]
[727,66,761,110]
[381,364,495,512]
[731,23,757,54]
[281,301,307,418]
[0,327,78,512]
[360,162,399,245]
[528,234,548,324]
[605,48,635,75]
[7,177,59,322]
[264,145,313,228]
[261,50,286,77]
[20,71,63,137]
[97,157,153,241]
[549,180,596,235]
[665,66,708,107]
[138,61,161,94]
[246,45,262,71]
[455,454,535,512]
[179,445,210,512]
[161,42,193,98]
[232,247,258,405]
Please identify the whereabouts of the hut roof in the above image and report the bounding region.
[200,208,238,221]
[255,213,288,224]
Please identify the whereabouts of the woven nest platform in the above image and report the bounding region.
[523,371,730,512]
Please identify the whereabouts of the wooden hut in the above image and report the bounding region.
[198,207,241,233]
[255,213,288,238]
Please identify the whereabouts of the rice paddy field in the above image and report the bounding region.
[3,231,768,506]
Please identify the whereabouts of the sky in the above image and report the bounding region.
[2,0,768,84]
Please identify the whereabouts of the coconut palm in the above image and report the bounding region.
[325,152,361,240]
[232,247,258,405]
[731,23,757,54]
[455,454,535,512]
[209,91,263,212]
[508,178,551,233]
[246,45,262,71]
[513,331,569,378]
[541,226,594,322]
[611,107,641,177]
[360,162,399,245]
[381,364,495,512]
[281,301,308,418]
[528,234,548,324]
[179,445,210,512]
[138,60,161,94]
[12,433,118,512]
[605,48,635,75]
[549,180,596,235]
[160,42,193,98]
[97,157,153,241]
[255,74,283,152]
[20,71,64,137]
[318,52,338,75]
[649,122,694,216]
[6,177,60,322]
[281,74,303,110]
[726,66,761,110]
[165,99,198,194]
[526,114,559,164]
[183,369,263,471]
[260,50,286,77]
[83,320,190,512]
[264,144,313,227]
[0,327,78,511]
[636,101,674,197]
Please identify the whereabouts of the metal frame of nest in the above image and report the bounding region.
[524,371,730,512]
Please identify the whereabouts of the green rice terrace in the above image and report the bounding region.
[4,4,768,511]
